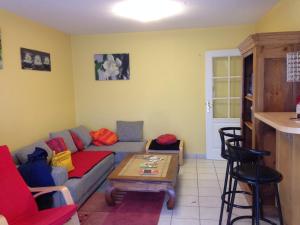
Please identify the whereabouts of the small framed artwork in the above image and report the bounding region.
[0,32,3,69]
[20,48,51,71]
[94,53,130,80]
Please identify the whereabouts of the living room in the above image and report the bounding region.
[0,0,299,225]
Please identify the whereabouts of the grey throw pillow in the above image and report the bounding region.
[49,130,77,153]
[70,125,92,148]
[117,121,144,142]
[16,141,53,164]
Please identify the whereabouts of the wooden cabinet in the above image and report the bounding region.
[238,31,300,205]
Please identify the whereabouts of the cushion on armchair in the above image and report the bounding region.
[117,121,144,142]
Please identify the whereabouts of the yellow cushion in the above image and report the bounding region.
[51,150,74,172]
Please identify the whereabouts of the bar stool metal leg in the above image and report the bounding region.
[219,161,230,225]
[255,183,260,225]
[226,179,238,225]
[274,184,284,225]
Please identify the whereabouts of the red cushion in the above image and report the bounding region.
[70,131,85,151]
[10,205,77,225]
[0,146,38,223]
[68,151,113,178]
[46,137,67,153]
[156,134,177,145]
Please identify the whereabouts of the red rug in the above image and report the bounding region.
[78,191,165,225]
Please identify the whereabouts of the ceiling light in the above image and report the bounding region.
[112,0,185,23]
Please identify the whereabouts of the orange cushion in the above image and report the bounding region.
[90,128,118,146]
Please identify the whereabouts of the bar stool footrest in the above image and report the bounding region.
[222,190,252,209]
[231,216,277,225]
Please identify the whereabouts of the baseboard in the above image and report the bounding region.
[184,153,206,159]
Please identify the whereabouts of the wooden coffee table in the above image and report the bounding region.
[105,153,178,209]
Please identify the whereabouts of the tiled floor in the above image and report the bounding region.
[157,158,279,225]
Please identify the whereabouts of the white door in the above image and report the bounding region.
[205,49,242,160]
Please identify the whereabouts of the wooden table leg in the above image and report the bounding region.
[105,184,116,206]
[166,188,176,209]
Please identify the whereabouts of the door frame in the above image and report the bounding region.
[205,49,241,159]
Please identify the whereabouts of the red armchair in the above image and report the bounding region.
[0,145,80,225]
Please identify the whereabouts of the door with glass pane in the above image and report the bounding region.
[205,49,242,159]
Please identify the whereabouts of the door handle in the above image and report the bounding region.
[206,101,212,113]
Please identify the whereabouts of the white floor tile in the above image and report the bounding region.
[180,166,198,173]
[177,195,199,207]
[200,207,221,220]
[197,167,216,174]
[198,196,222,207]
[200,220,223,225]
[171,218,200,225]
[178,178,198,187]
[157,216,172,225]
[198,179,220,187]
[177,186,198,196]
[179,172,198,179]
[215,167,227,173]
[198,187,221,197]
[173,206,200,219]
[198,173,218,180]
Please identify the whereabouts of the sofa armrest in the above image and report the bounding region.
[51,166,68,186]
[29,186,74,205]
[0,215,8,225]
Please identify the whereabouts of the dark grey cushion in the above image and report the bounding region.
[49,130,77,153]
[16,141,53,164]
[117,121,144,142]
[70,125,92,148]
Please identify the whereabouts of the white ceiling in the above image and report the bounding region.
[0,0,278,35]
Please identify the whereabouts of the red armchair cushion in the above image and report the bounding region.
[10,205,77,225]
[0,145,38,223]
[156,134,177,145]
[46,137,67,153]
[70,131,85,151]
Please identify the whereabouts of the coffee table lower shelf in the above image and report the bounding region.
[105,180,176,209]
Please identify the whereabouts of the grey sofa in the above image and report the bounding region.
[13,123,146,208]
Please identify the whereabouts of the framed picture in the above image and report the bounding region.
[0,32,3,70]
[20,48,51,71]
[94,53,130,80]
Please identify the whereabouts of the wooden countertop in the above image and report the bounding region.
[254,112,300,134]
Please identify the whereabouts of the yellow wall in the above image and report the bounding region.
[256,0,300,32]
[0,10,75,150]
[71,25,254,154]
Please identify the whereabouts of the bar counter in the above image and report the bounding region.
[254,112,300,225]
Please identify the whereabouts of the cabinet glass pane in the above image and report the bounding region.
[230,99,240,118]
[214,79,228,97]
[213,99,228,118]
[213,57,228,77]
[230,78,241,97]
[230,56,242,77]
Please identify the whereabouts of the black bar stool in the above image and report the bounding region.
[218,128,254,225]
[226,138,284,225]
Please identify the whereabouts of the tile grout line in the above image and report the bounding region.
[196,158,201,225]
